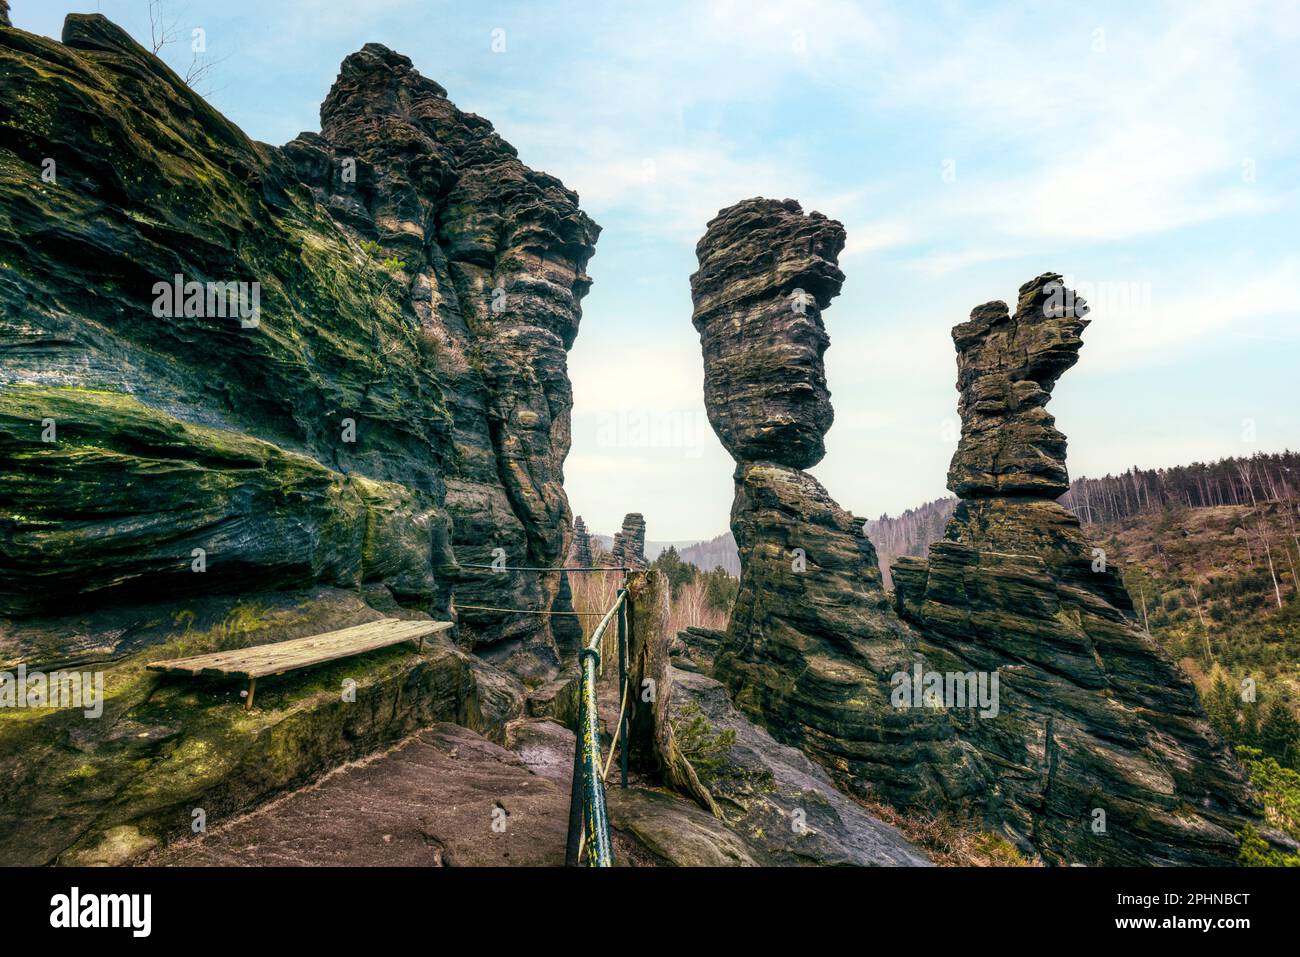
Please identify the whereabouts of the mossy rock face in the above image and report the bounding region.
[0,586,524,865]
[0,12,598,865]
[0,16,454,622]
[0,386,442,614]
[0,14,598,672]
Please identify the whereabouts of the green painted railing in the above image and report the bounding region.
[564,587,629,867]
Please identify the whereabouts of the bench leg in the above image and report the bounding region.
[245,677,256,710]
[417,635,426,653]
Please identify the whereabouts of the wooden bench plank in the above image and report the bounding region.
[147,619,452,680]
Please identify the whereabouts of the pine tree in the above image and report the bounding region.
[1259,699,1300,768]
[1205,673,1240,746]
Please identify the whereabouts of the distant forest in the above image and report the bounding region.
[680,451,1300,590]
[1059,450,1300,524]
[679,531,740,577]
[870,451,1300,568]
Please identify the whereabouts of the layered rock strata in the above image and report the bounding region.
[691,200,1262,864]
[571,515,593,566]
[0,16,598,677]
[894,275,1260,865]
[690,200,840,470]
[287,43,599,676]
[610,512,648,569]
[691,199,973,807]
[0,13,595,861]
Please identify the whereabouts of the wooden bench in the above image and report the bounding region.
[147,618,453,709]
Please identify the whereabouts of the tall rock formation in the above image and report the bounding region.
[893,274,1260,864]
[0,12,597,863]
[571,515,593,566]
[691,199,972,807]
[610,512,648,570]
[0,17,597,678]
[691,200,840,470]
[691,200,1262,864]
[285,43,599,677]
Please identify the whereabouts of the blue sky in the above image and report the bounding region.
[14,1,1300,540]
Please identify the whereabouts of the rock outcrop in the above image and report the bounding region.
[691,199,841,470]
[945,275,1086,498]
[893,274,1260,865]
[692,200,1261,864]
[286,43,599,677]
[0,16,596,673]
[670,668,930,866]
[610,512,648,569]
[0,14,595,861]
[571,515,593,566]
[691,199,973,808]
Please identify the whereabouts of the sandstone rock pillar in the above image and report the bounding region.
[896,274,1260,864]
[690,199,970,806]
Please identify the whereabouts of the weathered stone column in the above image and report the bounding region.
[571,515,593,566]
[690,198,971,808]
[897,274,1261,865]
[610,513,648,570]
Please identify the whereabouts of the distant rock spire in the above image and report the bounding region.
[610,512,647,569]
[571,515,592,567]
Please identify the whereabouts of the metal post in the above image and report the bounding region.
[578,647,613,866]
[617,589,628,788]
[564,705,585,867]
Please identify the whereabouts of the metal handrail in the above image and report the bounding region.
[458,563,632,572]
[564,587,629,866]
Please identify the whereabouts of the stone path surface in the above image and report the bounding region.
[150,719,738,867]
[152,689,931,867]
[154,723,577,866]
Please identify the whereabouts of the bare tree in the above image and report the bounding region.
[147,0,232,97]
[1237,459,1284,609]
[147,0,180,54]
